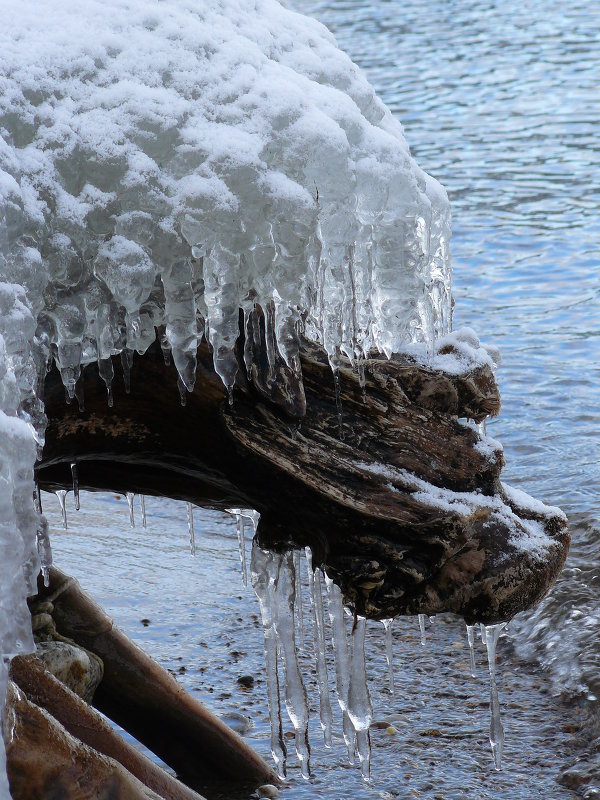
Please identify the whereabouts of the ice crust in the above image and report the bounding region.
[0,0,452,401]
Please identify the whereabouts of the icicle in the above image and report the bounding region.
[305,550,333,748]
[294,550,304,648]
[484,623,506,770]
[126,492,135,528]
[418,614,427,645]
[382,618,395,695]
[250,544,287,779]
[160,331,171,366]
[347,616,373,782]
[34,482,42,514]
[36,515,52,587]
[273,552,311,779]
[177,376,187,407]
[242,508,260,532]
[55,490,68,529]
[140,494,147,528]
[120,348,133,393]
[480,622,488,647]
[333,369,344,440]
[466,624,476,677]
[236,514,247,585]
[325,574,355,764]
[70,462,80,511]
[187,502,196,556]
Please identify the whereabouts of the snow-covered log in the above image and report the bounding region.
[38,323,569,625]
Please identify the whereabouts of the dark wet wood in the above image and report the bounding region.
[37,323,569,624]
[5,681,164,800]
[9,655,207,800]
[31,567,278,796]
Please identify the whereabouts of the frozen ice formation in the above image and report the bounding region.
[0,0,452,406]
[0,0,452,791]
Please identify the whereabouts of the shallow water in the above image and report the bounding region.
[42,0,599,796]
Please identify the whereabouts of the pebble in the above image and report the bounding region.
[257,784,279,798]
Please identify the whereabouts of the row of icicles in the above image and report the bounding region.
[47,479,506,781]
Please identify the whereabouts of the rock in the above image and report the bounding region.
[35,640,103,703]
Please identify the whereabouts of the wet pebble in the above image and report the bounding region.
[220,711,253,735]
[256,784,279,799]
[237,674,255,689]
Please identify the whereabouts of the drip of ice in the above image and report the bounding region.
[305,549,333,747]
[187,502,196,556]
[418,614,427,645]
[250,544,287,779]
[480,623,488,646]
[126,492,135,528]
[140,495,147,529]
[36,515,53,588]
[484,623,506,770]
[466,624,477,677]
[382,618,395,695]
[237,515,247,585]
[55,490,68,529]
[226,508,251,584]
[294,550,304,648]
[70,462,80,511]
[347,616,373,782]
[273,552,311,778]
[325,574,356,764]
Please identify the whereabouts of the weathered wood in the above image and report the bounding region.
[32,567,278,796]
[5,681,165,800]
[9,655,208,800]
[37,325,569,624]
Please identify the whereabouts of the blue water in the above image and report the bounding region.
[46,1,599,798]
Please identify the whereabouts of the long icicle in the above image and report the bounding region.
[140,494,147,528]
[250,544,287,778]
[466,624,477,677]
[305,549,333,747]
[70,462,80,511]
[484,623,506,770]
[325,574,355,764]
[273,551,311,779]
[294,550,304,649]
[237,514,247,585]
[55,490,68,529]
[418,614,427,645]
[187,502,196,556]
[126,492,135,528]
[347,616,373,782]
[382,618,395,695]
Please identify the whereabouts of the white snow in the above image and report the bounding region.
[355,459,562,561]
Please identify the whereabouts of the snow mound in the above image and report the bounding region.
[0,0,451,404]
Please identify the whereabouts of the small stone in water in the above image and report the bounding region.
[237,674,255,690]
[257,784,280,799]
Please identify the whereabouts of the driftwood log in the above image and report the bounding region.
[25,567,277,797]
[5,680,166,800]
[37,320,569,625]
[8,655,207,800]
